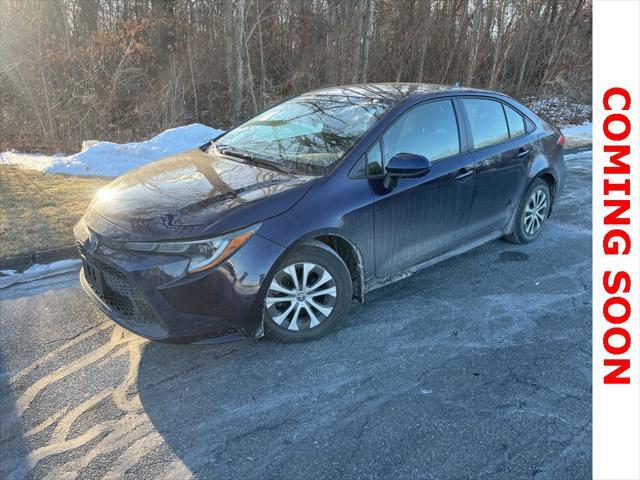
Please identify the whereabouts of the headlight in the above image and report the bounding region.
[123,224,260,273]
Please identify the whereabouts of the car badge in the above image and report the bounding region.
[87,232,99,253]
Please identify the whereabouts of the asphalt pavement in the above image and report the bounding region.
[0,150,592,480]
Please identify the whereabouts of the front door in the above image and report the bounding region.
[371,99,475,278]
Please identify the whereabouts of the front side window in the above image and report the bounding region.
[215,95,392,176]
[367,141,383,176]
[382,99,460,165]
[462,98,509,149]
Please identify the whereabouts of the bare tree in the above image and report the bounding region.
[360,0,376,82]
[0,0,592,150]
[224,0,246,123]
[326,0,338,85]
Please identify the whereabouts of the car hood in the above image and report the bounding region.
[89,148,315,241]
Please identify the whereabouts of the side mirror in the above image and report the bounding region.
[382,153,431,190]
[386,153,432,178]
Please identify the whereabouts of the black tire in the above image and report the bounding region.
[263,240,352,343]
[504,178,552,244]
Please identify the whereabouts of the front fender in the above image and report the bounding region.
[258,175,376,288]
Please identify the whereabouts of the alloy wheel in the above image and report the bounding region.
[265,262,337,331]
[523,188,548,236]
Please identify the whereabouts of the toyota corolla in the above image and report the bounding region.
[75,83,566,343]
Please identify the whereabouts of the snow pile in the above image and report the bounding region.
[0,259,81,289]
[0,123,223,177]
[0,118,591,179]
[559,123,592,149]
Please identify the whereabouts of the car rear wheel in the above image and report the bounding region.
[504,178,551,244]
[263,241,352,342]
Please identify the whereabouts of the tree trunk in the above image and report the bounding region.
[326,0,338,85]
[540,0,586,89]
[516,21,535,97]
[464,0,483,84]
[152,0,176,57]
[440,0,469,84]
[351,0,366,83]
[224,0,246,124]
[360,0,375,82]
[244,29,258,114]
[256,0,267,108]
[45,0,71,48]
[77,0,99,39]
[488,0,505,89]
[417,1,431,83]
[186,38,199,122]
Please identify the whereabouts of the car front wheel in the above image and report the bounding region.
[263,240,352,342]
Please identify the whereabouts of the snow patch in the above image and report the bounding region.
[564,150,592,163]
[559,122,592,149]
[525,96,592,124]
[0,259,81,289]
[0,151,67,172]
[0,123,223,177]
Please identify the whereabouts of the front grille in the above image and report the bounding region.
[78,242,159,328]
[76,240,86,256]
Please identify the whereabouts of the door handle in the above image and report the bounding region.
[454,168,473,180]
[515,148,530,159]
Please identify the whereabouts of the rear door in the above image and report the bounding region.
[460,97,535,236]
[371,98,475,278]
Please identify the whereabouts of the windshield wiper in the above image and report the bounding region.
[216,144,295,174]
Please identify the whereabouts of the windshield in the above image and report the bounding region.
[214,94,392,176]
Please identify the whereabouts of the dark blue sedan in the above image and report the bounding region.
[75,83,566,343]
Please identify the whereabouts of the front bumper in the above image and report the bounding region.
[75,221,285,343]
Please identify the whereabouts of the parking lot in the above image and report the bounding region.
[0,150,591,480]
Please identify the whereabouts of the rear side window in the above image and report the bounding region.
[504,104,526,138]
[462,98,509,148]
[381,99,460,164]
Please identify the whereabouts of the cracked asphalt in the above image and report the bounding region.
[0,150,591,479]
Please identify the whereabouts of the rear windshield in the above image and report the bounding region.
[215,94,392,176]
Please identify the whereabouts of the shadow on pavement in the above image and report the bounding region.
[0,348,31,480]
[137,220,592,479]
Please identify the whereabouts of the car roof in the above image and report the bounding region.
[303,82,502,104]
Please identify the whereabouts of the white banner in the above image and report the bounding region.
[592,1,640,479]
